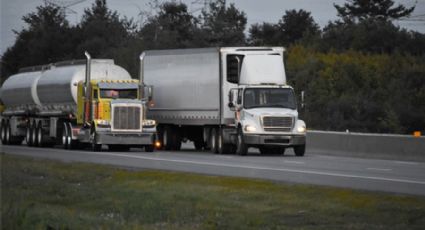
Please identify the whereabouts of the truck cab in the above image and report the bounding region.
[225,47,306,156]
[75,79,157,151]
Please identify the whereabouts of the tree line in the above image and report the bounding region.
[1,0,424,134]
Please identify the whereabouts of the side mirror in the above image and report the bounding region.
[140,84,154,101]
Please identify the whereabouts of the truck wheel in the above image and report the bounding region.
[217,129,235,154]
[163,126,172,150]
[36,122,43,147]
[235,129,248,156]
[66,122,78,150]
[294,145,305,157]
[4,121,11,145]
[25,122,32,146]
[91,132,101,152]
[210,128,218,154]
[31,122,38,147]
[62,123,69,149]
[172,130,182,151]
[0,120,6,144]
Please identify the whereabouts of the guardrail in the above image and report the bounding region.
[307,130,425,162]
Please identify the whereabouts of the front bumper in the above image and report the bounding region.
[244,134,306,146]
[96,131,156,145]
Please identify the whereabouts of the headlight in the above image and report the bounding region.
[297,125,306,133]
[142,119,156,127]
[244,125,257,132]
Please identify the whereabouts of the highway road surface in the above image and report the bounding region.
[2,143,425,196]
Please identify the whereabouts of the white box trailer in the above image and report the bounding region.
[143,47,306,156]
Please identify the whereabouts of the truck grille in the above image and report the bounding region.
[262,116,294,132]
[112,106,141,131]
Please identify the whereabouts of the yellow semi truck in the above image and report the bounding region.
[0,52,157,151]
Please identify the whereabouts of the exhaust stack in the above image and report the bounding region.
[139,52,146,87]
[84,51,91,125]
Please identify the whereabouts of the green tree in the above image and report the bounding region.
[139,2,199,49]
[76,0,131,57]
[334,0,415,21]
[247,9,319,47]
[199,0,247,46]
[248,22,280,46]
[278,9,320,46]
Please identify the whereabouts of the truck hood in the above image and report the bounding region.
[243,107,298,118]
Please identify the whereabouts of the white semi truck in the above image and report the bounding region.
[0,52,157,151]
[142,47,306,156]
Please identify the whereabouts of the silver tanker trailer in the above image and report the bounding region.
[0,52,157,151]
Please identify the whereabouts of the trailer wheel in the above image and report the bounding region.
[235,129,248,156]
[210,128,218,154]
[31,122,38,147]
[4,120,11,145]
[25,122,32,146]
[36,122,43,147]
[62,123,69,149]
[294,145,305,157]
[0,120,5,144]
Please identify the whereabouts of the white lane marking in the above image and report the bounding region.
[81,151,425,186]
[394,161,419,165]
[283,160,305,164]
[367,168,392,172]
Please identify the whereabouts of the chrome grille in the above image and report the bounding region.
[262,116,294,132]
[113,106,141,131]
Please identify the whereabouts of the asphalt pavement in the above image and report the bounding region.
[2,143,425,196]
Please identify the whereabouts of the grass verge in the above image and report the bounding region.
[1,153,425,229]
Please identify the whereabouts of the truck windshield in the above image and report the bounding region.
[100,89,138,99]
[244,88,296,109]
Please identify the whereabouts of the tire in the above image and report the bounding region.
[217,128,235,154]
[235,129,248,156]
[31,122,38,147]
[145,145,154,152]
[36,122,43,147]
[163,126,172,150]
[25,122,32,146]
[210,128,218,154]
[66,123,78,150]
[4,121,11,145]
[172,130,182,151]
[91,130,102,152]
[294,145,305,157]
[62,123,69,149]
[0,120,6,144]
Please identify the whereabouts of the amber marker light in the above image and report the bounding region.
[155,141,162,149]
[413,131,421,137]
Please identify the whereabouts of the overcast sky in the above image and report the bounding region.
[1,0,423,54]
